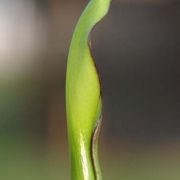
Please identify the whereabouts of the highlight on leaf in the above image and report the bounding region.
[66,0,111,179]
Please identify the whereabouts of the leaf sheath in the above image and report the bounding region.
[66,1,111,179]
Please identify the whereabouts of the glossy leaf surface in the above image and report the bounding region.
[66,1,111,179]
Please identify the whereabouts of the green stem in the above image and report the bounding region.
[66,1,111,179]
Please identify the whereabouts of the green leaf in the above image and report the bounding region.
[66,1,111,179]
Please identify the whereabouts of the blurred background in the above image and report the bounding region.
[0,0,180,179]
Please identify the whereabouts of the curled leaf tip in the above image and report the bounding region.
[66,1,111,179]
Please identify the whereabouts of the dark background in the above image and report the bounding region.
[0,0,180,179]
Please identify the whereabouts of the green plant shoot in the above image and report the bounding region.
[66,0,111,179]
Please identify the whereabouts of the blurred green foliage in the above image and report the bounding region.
[0,138,180,180]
